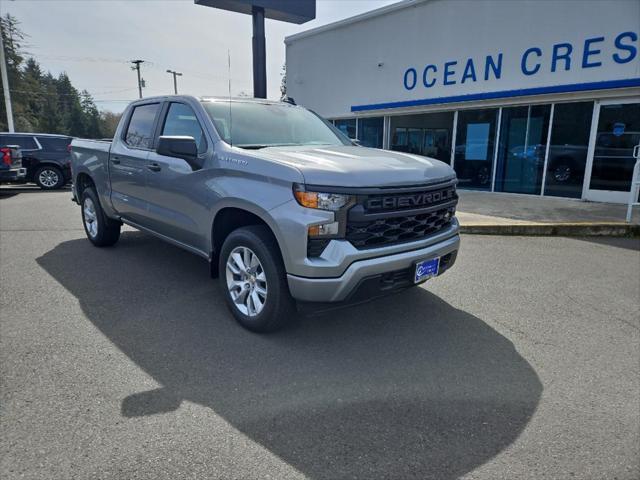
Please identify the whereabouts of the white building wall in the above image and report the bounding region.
[285,0,640,118]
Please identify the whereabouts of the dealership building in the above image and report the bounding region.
[285,0,640,203]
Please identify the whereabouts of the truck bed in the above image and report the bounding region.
[70,138,113,203]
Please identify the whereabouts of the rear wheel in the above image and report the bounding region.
[35,165,65,190]
[218,225,295,333]
[81,188,121,247]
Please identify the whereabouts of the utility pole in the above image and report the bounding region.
[0,23,15,132]
[130,60,144,99]
[166,69,182,94]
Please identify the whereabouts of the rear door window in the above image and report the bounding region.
[36,137,71,152]
[124,103,160,149]
[1,135,38,150]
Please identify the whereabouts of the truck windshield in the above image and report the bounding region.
[201,101,350,149]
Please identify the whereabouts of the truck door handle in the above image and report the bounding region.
[111,157,120,165]
[147,163,161,172]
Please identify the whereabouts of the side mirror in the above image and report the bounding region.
[350,138,362,146]
[156,136,201,170]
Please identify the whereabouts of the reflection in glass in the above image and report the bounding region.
[589,103,640,192]
[334,118,357,139]
[544,102,594,198]
[454,109,498,189]
[390,111,454,163]
[357,117,384,148]
[495,105,551,195]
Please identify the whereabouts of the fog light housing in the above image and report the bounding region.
[308,221,340,237]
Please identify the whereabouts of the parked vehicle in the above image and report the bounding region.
[0,144,27,183]
[71,96,460,332]
[0,133,73,189]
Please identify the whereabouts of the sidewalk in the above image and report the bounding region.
[456,191,640,236]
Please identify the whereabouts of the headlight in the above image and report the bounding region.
[293,184,352,211]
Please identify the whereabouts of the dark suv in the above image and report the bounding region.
[0,133,72,189]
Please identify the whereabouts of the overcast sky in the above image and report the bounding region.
[1,0,397,112]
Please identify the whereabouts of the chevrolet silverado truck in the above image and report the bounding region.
[71,96,460,332]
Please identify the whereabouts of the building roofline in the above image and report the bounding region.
[284,0,430,44]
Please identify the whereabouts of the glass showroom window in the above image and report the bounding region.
[334,119,356,139]
[390,112,454,164]
[589,102,640,192]
[454,109,499,190]
[357,117,384,148]
[494,104,551,195]
[544,102,594,198]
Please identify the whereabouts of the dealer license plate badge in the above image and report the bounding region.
[415,257,440,283]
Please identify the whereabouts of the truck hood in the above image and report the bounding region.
[252,145,455,187]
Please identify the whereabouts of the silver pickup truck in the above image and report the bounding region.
[71,96,460,332]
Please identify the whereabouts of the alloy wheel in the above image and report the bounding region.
[38,168,59,188]
[83,197,98,238]
[225,246,268,317]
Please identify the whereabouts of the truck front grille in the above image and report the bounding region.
[344,181,457,250]
[345,207,453,249]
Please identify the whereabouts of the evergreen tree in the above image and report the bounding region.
[0,13,118,137]
[81,90,102,139]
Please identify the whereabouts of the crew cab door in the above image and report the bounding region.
[143,101,210,251]
[109,102,161,224]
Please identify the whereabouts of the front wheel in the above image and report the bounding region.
[81,188,121,247]
[35,165,65,190]
[218,225,295,333]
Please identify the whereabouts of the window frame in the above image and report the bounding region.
[121,101,162,151]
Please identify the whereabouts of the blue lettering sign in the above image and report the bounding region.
[484,53,502,80]
[443,61,457,85]
[521,47,542,75]
[422,64,437,87]
[613,31,638,64]
[582,36,604,68]
[551,43,573,72]
[461,58,477,83]
[404,68,417,90]
[400,31,638,92]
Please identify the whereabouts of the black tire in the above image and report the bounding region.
[80,187,121,247]
[34,165,65,190]
[218,225,296,333]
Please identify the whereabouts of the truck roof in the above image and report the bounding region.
[128,94,290,106]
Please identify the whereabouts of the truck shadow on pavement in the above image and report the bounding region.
[37,231,542,480]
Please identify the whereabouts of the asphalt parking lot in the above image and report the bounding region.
[1,187,639,480]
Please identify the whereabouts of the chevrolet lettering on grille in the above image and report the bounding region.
[366,187,456,211]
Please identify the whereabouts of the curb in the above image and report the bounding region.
[459,223,640,237]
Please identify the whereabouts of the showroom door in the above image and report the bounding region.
[584,99,640,203]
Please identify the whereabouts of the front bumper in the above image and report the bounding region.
[0,167,27,181]
[287,232,460,302]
